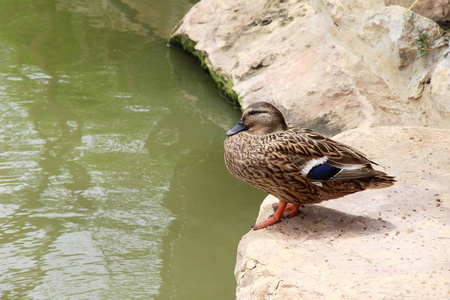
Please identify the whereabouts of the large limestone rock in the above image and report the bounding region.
[169,1,450,299]
[170,0,450,134]
[235,126,450,299]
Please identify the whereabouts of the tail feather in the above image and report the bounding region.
[368,171,396,189]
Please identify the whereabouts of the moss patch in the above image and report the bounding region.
[169,33,242,107]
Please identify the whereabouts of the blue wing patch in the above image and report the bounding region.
[306,163,341,180]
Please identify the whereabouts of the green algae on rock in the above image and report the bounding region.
[169,33,242,107]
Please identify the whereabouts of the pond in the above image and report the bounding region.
[0,1,264,299]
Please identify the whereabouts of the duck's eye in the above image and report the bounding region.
[249,110,267,116]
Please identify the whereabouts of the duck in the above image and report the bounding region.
[224,101,395,230]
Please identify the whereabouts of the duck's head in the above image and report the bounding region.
[226,102,288,136]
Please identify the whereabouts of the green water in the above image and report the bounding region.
[0,1,264,299]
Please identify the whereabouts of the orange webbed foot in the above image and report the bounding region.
[284,203,300,218]
[271,202,301,218]
[252,201,287,230]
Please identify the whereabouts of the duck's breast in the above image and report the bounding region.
[224,134,271,182]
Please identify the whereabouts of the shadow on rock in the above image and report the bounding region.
[264,204,396,239]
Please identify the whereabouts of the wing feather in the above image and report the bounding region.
[271,127,379,181]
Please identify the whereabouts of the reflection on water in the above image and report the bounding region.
[0,1,265,299]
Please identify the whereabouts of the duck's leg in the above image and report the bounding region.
[271,203,301,218]
[284,203,300,218]
[252,201,287,230]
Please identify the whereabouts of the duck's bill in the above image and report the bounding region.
[226,120,248,136]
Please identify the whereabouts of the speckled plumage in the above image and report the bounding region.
[224,102,395,229]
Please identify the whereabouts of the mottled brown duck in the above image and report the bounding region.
[224,102,395,230]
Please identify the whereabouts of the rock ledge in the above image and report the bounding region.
[235,126,450,299]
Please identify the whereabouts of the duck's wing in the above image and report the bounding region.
[277,128,379,181]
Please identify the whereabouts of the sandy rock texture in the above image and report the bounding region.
[430,55,450,113]
[170,0,450,135]
[235,126,450,299]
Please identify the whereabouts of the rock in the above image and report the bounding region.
[316,2,447,101]
[170,0,450,134]
[386,0,450,24]
[430,55,450,113]
[169,1,450,298]
[356,6,445,100]
[235,126,450,299]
